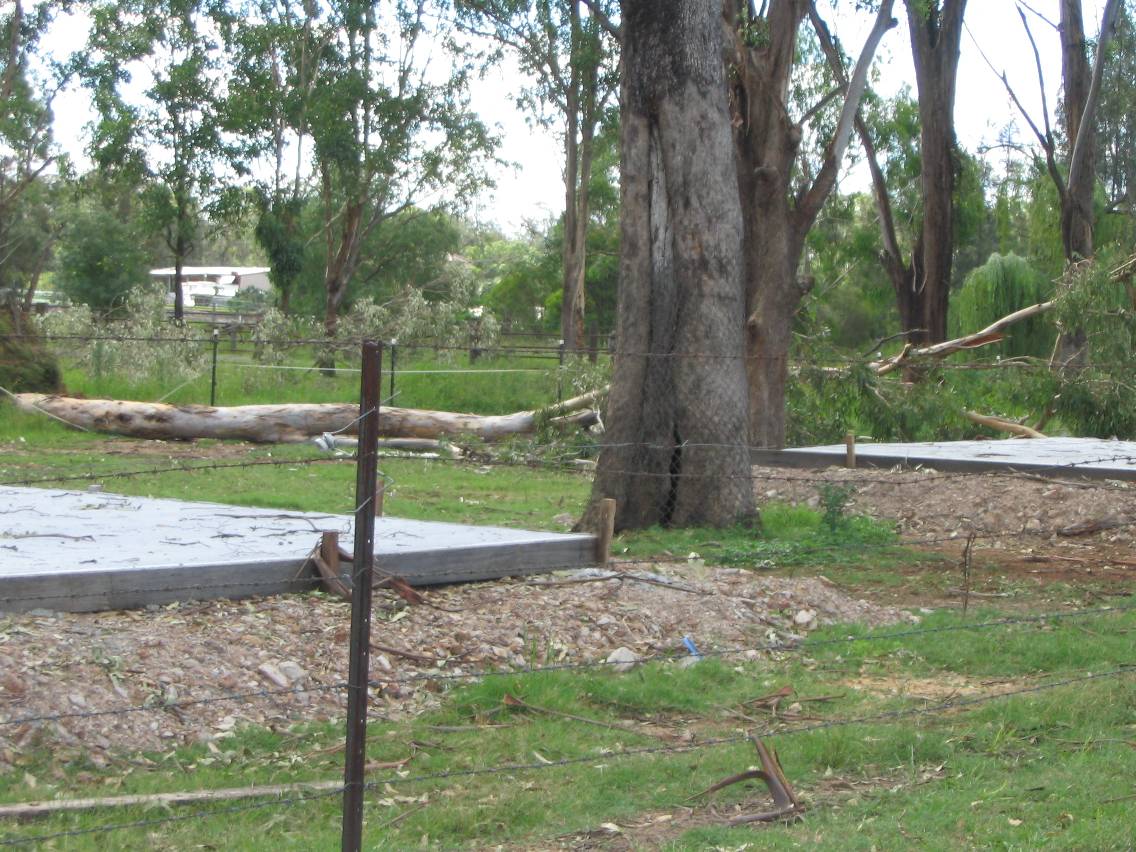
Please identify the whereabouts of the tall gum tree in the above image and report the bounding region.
[82,0,241,322]
[898,0,966,345]
[982,0,1121,363]
[306,1,493,365]
[835,0,966,350]
[225,0,327,315]
[1000,0,1121,262]
[0,0,61,330]
[457,0,619,354]
[728,0,896,449]
[584,0,756,531]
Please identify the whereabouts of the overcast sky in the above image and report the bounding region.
[43,1,1111,236]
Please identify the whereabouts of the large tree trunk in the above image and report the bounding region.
[318,190,364,370]
[731,0,895,448]
[902,0,966,345]
[586,0,756,531]
[172,251,185,322]
[731,0,808,452]
[1061,0,1095,262]
[13,390,603,443]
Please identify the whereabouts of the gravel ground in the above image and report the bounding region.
[0,561,911,761]
[754,464,1136,544]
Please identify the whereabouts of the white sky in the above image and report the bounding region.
[43,1,1110,236]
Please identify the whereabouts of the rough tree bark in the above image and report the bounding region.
[901,0,967,345]
[730,0,895,449]
[584,0,756,530]
[1061,0,1095,261]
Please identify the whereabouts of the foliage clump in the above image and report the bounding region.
[36,282,209,385]
[0,311,61,393]
[950,253,1055,358]
[1049,254,1136,437]
[252,286,500,366]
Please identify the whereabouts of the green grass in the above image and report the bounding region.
[2,610,1133,849]
[55,346,567,415]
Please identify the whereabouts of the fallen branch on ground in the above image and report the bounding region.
[688,736,803,824]
[0,780,344,818]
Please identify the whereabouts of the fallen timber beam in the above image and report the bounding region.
[12,388,606,444]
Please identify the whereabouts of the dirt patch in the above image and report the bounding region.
[0,562,910,761]
[754,464,1136,544]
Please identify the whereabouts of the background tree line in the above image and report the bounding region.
[4,1,1136,524]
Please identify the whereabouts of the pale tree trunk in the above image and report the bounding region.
[14,390,603,443]
[560,0,598,354]
[903,0,966,345]
[318,184,365,369]
[586,0,756,531]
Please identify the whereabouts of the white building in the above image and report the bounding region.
[150,266,271,307]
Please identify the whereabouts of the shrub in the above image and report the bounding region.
[0,311,61,393]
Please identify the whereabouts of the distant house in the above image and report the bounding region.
[150,266,271,307]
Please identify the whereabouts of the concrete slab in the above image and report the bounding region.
[0,487,595,613]
[752,437,1136,480]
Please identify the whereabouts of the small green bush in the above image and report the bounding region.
[0,311,61,393]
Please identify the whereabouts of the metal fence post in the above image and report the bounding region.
[388,339,397,402]
[341,340,381,852]
[209,329,220,406]
[557,339,565,403]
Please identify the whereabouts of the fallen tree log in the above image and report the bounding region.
[12,388,606,443]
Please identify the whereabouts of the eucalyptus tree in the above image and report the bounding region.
[1096,5,1136,228]
[230,1,493,363]
[1,0,65,327]
[457,0,619,354]
[82,0,244,321]
[994,0,1123,265]
[585,0,756,530]
[224,0,323,314]
[898,0,967,345]
[727,0,897,448]
[817,0,967,350]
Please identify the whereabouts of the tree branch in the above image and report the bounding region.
[1067,0,1122,194]
[579,0,620,42]
[1016,0,1059,32]
[799,0,896,238]
[969,15,1065,198]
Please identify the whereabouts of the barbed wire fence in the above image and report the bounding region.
[3,338,1136,846]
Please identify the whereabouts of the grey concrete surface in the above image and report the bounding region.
[0,487,595,612]
[753,437,1136,479]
